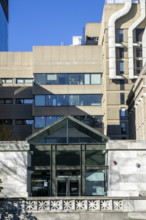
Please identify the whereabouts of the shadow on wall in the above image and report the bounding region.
[0,199,37,220]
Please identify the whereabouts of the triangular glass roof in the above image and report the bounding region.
[26,115,109,144]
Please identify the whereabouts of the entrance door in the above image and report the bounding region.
[57,179,79,196]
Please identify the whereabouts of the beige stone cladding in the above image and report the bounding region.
[127,64,146,140]
[100,2,146,139]
[0,52,33,140]
[32,45,104,133]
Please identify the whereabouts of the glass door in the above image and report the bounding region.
[57,178,80,196]
[57,180,67,196]
[69,179,79,196]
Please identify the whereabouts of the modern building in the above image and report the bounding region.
[0,0,8,51]
[0,0,146,141]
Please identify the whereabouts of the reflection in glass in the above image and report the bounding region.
[85,171,105,196]
[35,94,102,106]
[31,171,50,197]
[34,73,101,85]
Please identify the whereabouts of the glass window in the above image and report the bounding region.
[120,93,125,104]
[56,151,80,166]
[35,95,45,106]
[16,99,33,104]
[46,95,57,106]
[0,119,12,125]
[57,95,68,106]
[119,48,124,58]
[136,47,142,58]
[136,60,143,74]
[1,78,13,84]
[121,122,126,134]
[86,150,105,166]
[32,151,50,166]
[91,74,101,84]
[16,79,24,84]
[136,28,144,42]
[120,108,126,119]
[46,117,57,126]
[35,74,46,85]
[24,79,33,84]
[23,99,33,104]
[69,74,80,85]
[120,61,124,74]
[120,80,125,90]
[0,99,12,104]
[118,29,123,42]
[35,117,45,128]
[58,74,68,84]
[16,78,33,84]
[84,74,90,84]
[85,171,105,196]
[69,95,79,106]
[47,74,57,85]
[15,120,33,125]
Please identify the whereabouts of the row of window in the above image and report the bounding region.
[0,78,33,84]
[117,28,144,43]
[0,99,33,104]
[118,47,142,59]
[34,73,101,85]
[118,60,143,75]
[0,119,33,125]
[35,115,103,129]
[35,94,102,107]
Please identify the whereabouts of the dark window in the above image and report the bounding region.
[120,93,125,104]
[121,122,126,134]
[56,151,80,166]
[119,48,124,58]
[16,99,33,104]
[85,150,106,166]
[136,29,144,42]
[120,61,124,74]
[0,99,12,104]
[0,119,12,125]
[136,47,142,57]
[136,60,143,74]
[120,80,125,90]
[15,120,33,125]
[118,29,124,42]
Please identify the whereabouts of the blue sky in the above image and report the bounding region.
[8,0,105,51]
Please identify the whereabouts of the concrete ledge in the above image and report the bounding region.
[106,140,146,150]
[0,141,29,151]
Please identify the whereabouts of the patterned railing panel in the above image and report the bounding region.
[0,199,123,213]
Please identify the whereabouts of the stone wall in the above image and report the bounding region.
[0,141,30,198]
[107,140,146,196]
[1,197,146,220]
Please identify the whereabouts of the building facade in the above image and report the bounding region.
[127,63,146,140]
[0,0,8,51]
[0,0,146,140]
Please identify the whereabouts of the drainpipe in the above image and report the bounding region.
[128,0,146,79]
[108,0,132,79]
